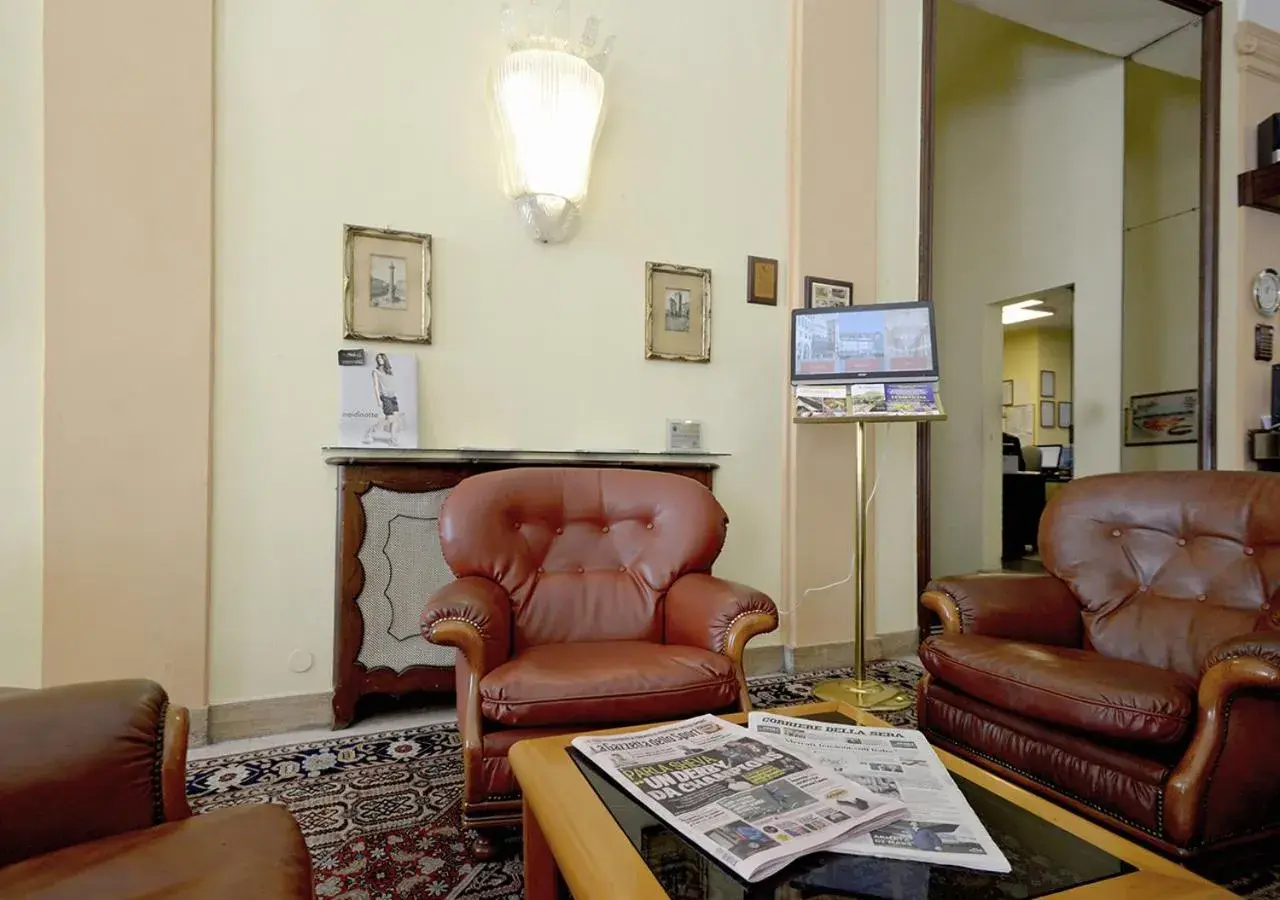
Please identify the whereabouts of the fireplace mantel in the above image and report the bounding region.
[322,446,727,468]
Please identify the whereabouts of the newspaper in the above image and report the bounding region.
[571,714,908,882]
[749,713,1012,873]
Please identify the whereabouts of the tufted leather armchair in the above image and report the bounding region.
[919,471,1280,858]
[0,680,313,898]
[420,467,778,858]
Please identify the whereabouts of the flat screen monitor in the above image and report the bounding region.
[1038,444,1062,469]
[791,301,939,384]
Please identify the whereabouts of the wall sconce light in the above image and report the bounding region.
[493,2,614,244]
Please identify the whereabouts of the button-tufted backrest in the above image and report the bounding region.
[438,467,727,649]
[1041,471,1280,677]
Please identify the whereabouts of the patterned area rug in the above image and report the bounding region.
[185,661,1279,899]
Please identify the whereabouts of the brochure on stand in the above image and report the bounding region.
[571,714,908,883]
[749,713,1011,874]
[793,381,945,420]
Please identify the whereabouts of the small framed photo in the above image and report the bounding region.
[1040,370,1056,399]
[747,256,779,306]
[804,276,854,309]
[1040,400,1056,429]
[343,225,432,344]
[1002,379,1014,407]
[646,262,711,363]
[1057,401,1072,429]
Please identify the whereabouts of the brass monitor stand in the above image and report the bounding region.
[801,410,944,712]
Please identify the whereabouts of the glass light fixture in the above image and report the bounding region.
[493,1,614,243]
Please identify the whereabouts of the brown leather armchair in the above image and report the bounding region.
[422,467,778,857]
[0,680,313,898]
[918,471,1280,859]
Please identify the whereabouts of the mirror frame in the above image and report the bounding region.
[915,0,1223,632]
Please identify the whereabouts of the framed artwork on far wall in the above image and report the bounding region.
[646,262,712,362]
[343,224,432,343]
[1040,370,1056,399]
[1040,400,1056,429]
[803,276,854,308]
[1002,379,1014,407]
[1057,401,1072,429]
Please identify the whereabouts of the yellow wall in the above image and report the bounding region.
[1002,327,1073,447]
[932,0,1124,576]
[1122,61,1200,472]
[211,0,791,702]
[1037,329,1073,446]
[0,0,45,688]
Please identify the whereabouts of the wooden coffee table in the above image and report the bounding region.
[508,700,1237,900]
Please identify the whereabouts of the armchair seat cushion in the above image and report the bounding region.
[920,635,1197,745]
[0,804,311,900]
[480,641,739,727]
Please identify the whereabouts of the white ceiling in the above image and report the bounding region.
[1131,19,1202,80]
[954,0,1198,57]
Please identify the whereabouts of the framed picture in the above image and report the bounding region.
[1040,370,1056,399]
[343,225,432,343]
[1002,379,1014,407]
[804,276,854,309]
[747,256,779,306]
[646,262,711,362]
[1057,401,1072,429]
[1126,389,1199,446]
[1040,400,1056,429]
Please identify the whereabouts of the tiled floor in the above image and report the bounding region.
[188,702,457,761]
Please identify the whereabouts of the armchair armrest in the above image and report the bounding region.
[665,573,778,665]
[1164,633,1280,846]
[921,574,1082,646]
[0,680,191,869]
[1201,632,1280,673]
[421,576,512,676]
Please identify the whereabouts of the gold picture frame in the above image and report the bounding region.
[645,262,711,363]
[343,224,432,344]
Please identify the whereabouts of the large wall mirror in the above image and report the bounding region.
[917,0,1221,629]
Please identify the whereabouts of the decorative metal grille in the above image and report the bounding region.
[355,486,456,672]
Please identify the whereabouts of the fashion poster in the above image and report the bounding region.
[339,352,420,448]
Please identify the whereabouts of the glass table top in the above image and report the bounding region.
[568,710,1135,900]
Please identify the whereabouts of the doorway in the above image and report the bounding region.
[999,287,1074,573]
[917,0,1221,624]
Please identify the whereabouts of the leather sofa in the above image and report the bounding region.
[0,680,313,898]
[422,467,778,857]
[919,470,1280,858]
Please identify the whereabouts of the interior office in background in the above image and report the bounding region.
[930,0,1211,578]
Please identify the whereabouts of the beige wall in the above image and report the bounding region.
[42,0,213,706]
[785,0,922,649]
[211,0,790,702]
[0,0,45,688]
[788,0,880,651]
[1122,61,1201,472]
[1229,20,1280,463]
[932,0,1124,576]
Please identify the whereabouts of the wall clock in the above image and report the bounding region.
[1254,267,1280,317]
